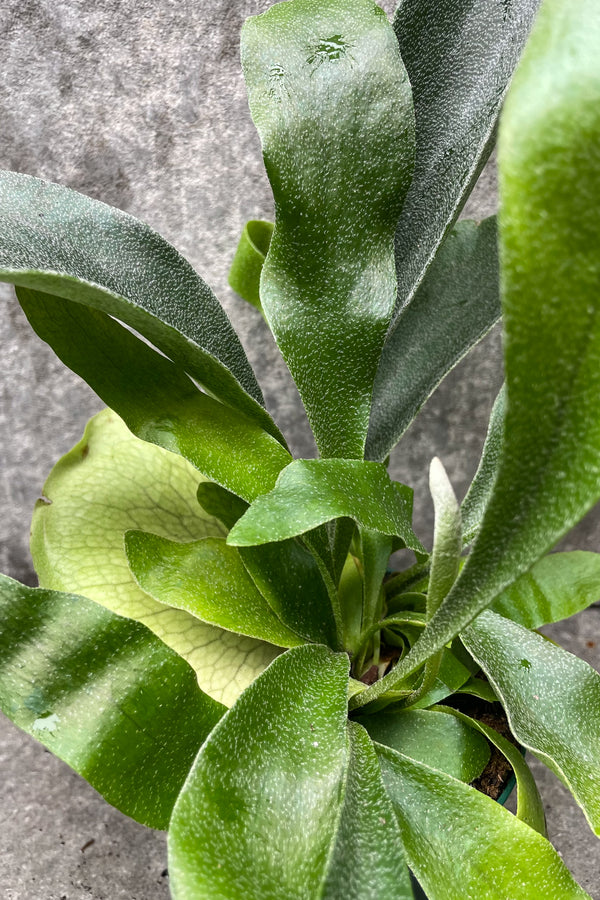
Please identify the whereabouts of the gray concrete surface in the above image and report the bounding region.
[0,1,599,897]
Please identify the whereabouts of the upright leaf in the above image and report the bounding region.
[228,219,274,311]
[0,170,283,441]
[18,287,291,502]
[390,0,540,319]
[0,576,224,830]
[461,384,505,545]
[168,645,351,899]
[31,409,280,707]
[368,218,500,461]
[228,459,423,552]
[379,747,589,899]
[462,610,600,835]
[242,0,415,457]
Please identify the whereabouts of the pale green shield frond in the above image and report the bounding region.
[30,408,280,706]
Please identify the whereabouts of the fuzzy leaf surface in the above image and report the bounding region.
[0,576,224,830]
[31,409,280,707]
[242,0,414,457]
[379,747,590,899]
[228,459,422,552]
[18,287,291,502]
[368,218,500,460]
[463,610,600,835]
[461,384,505,546]
[0,170,282,440]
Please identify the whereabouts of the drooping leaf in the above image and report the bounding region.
[125,532,303,647]
[390,0,540,319]
[242,0,415,457]
[320,722,414,900]
[436,706,546,835]
[0,170,283,441]
[168,645,351,899]
[368,218,500,461]
[227,459,423,553]
[18,287,291,502]
[461,384,505,546]
[379,747,590,899]
[0,575,224,830]
[31,409,280,707]
[491,551,600,628]
[462,610,600,835]
[228,219,274,311]
[359,708,490,784]
[196,482,340,648]
[351,0,600,709]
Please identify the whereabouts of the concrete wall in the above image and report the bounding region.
[0,1,598,897]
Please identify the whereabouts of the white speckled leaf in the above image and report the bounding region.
[30,409,280,706]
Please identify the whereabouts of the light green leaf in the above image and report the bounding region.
[390,0,540,319]
[320,722,414,900]
[491,551,600,628]
[18,287,291,502]
[360,708,490,784]
[228,459,423,552]
[0,575,224,830]
[31,409,280,707]
[435,705,546,835]
[168,645,351,899]
[228,219,273,311]
[462,609,600,835]
[196,481,340,648]
[242,0,414,457]
[368,218,500,461]
[351,0,600,708]
[461,384,505,546]
[379,747,590,899]
[125,532,303,647]
[0,170,283,441]
[427,458,461,617]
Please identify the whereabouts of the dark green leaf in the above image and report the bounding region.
[242,0,414,457]
[379,746,590,899]
[196,481,249,530]
[360,708,490,783]
[228,219,273,311]
[227,459,423,552]
[320,722,414,899]
[462,610,600,835]
[0,170,283,441]
[168,645,351,898]
[492,551,600,628]
[31,408,280,708]
[18,287,291,502]
[368,218,500,461]
[0,575,224,830]
[461,384,505,545]
[390,0,540,318]
[125,532,303,647]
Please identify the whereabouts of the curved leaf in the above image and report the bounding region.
[242,0,414,457]
[18,287,291,502]
[368,218,500,461]
[352,0,600,708]
[461,384,505,546]
[462,610,600,835]
[228,219,274,311]
[0,170,283,442]
[125,531,303,647]
[379,747,590,899]
[168,645,351,899]
[0,575,224,830]
[228,459,423,552]
[390,0,540,321]
[359,708,490,784]
[31,409,280,707]
[491,551,600,628]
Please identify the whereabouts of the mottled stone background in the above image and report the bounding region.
[0,1,598,897]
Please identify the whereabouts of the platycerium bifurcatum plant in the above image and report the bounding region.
[1,0,599,896]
